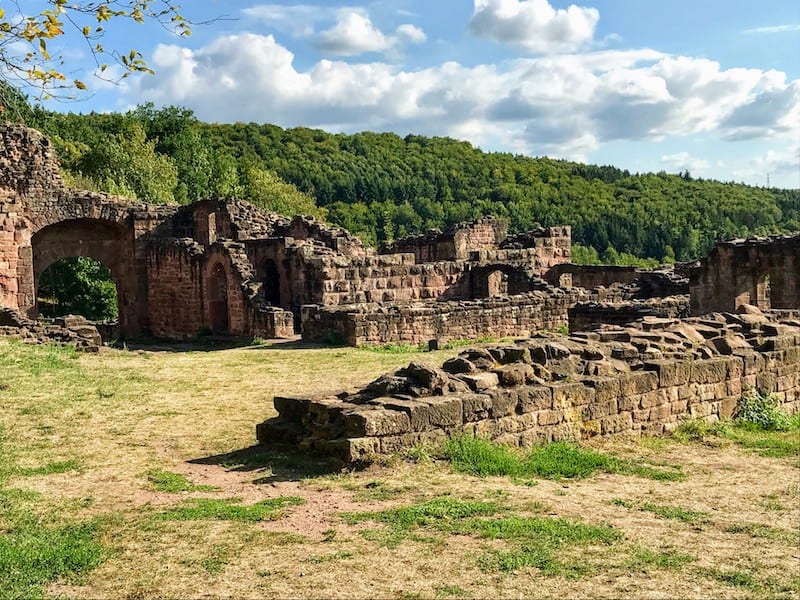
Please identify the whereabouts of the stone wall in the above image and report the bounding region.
[569,297,690,332]
[258,309,800,462]
[380,217,507,262]
[690,234,800,315]
[301,288,585,346]
[500,226,572,271]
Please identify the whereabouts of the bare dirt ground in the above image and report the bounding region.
[1,339,797,599]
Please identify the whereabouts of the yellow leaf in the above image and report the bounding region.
[82,25,90,36]
[74,80,87,90]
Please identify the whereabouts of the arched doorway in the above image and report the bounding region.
[261,259,281,306]
[208,263,229,333]
[38,257,118,320]
[31,218,140,335]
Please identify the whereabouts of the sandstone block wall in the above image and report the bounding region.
[301,288,585,346]
[691,234,800,315]
[569,297,690,332]
[380,217,507,262]
[259,311,800,462]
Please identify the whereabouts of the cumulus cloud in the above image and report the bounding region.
[469,0,599,53]
[129,33,800,169]
[315,9,426,56]
[661,152,711,173]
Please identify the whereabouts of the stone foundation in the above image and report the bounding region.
[258,308,800,461]
[568,296,690,332]
[301,288,586,346]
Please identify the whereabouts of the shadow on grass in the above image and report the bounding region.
[189,444,347,483]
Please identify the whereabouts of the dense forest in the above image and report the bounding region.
[6,86,800,267]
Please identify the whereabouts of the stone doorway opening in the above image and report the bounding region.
[37,257,118,321]
[208,263,229,334]
[260,259,281,307]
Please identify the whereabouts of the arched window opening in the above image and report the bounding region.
[38,257,118,320]
[261,259,281,306]
[208,263,229,333]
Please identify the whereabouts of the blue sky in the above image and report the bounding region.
[18,1,800,188]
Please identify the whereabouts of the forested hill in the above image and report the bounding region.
[17,97,800,263]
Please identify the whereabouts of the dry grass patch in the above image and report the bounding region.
[1,338,798,599]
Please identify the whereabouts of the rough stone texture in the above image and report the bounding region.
[258,313,800,462]
[0,307,103,351]
[690,234,800,315]
[569,296,690,331]
[302,287,586,346]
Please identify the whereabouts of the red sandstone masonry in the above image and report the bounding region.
[258,313,800,461]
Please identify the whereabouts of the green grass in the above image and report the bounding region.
[474,516,620,576]
[442,436,684,481]
[674,400,800,459]
[0,339,80,377]
[611,498,710,526]
[145,469,218,493]
[16,460,81,477]
[158,496,304,522]
[704,568,761,590]
[723,522,798,543]
[626,547,695,571]
[0,426,105,600]
[358,342,425,354]
[0,518,106,600]
[345,497,620,576]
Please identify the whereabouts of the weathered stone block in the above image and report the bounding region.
[461,393,493,422]
[643,360,691,387]
[619,372,659,396]
[424,396,464,428]
[489,388,519,417]
[461,372,500,391]
[538,409,563,426]
[518,386,553,413]
[343,408,411,437]
[690,359,730,384]
[551,382,596,409]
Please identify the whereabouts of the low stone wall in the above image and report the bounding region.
[0,307,102,351]
[301,289,584,346]
[259,309,800,461]
[569,296,690,331]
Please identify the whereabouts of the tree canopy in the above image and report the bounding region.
[14,99,800,264]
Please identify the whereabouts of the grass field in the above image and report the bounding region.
[0,337,798,599]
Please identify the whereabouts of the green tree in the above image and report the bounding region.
[75,121,178,203]
[239,160,324,218]
[38,257,118,320]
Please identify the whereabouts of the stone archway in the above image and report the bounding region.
[31,217,141,335]
[208,263,229,334]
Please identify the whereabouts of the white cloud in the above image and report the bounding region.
[732,143,800,187]
[469,0,599,54]
[315,9,426,56]
[129,33,799,177]
[744,24,800,34]
[661,152,711,173]
[241,4,343,36]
